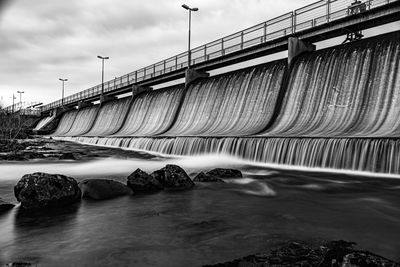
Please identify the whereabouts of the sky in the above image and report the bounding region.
[0,0,398,107]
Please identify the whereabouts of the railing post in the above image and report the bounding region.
[135,71,137,83]
[163,60,166,73]
[204,45,207,61]
[175,56,178,69]
[327,0,331,22]
[292,11,296,33]
[240,32,244,49]
[263,22,267,42]
[153,64,155,77]
[221,39,225,56]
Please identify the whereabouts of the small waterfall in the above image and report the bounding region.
[84,97,131,136]
[164,61,286,136]
[260,36,400,137]
[51,110,79,136]
[113,85,184,137]
[34,115,55,131]
[62,106,99,136]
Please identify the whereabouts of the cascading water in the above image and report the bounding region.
[165,61,286,136]
[34,115,55,131]
[51,109,79,136]
[50,31,400,174]
[259,35,400,137]
[113,85,184,137]
[83,97,131,136]
[62,105,99,136]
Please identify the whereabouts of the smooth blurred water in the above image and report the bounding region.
[1,152,400,266]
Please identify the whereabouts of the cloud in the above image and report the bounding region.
[0,0,335,106]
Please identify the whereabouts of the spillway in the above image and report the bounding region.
[59,106,98,136]
[113,85,184,137]
[165,61,286,136]
[84,97,131,136]
[51,109,79,136]
[49,31,400,174]
[260,34,400,137]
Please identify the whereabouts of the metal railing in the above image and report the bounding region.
[40,0,397,111]
[3,101,41,113]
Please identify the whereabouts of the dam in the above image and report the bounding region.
[34,0,400,175]
[35,30,400,175]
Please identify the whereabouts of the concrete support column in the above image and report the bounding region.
[132,85,152,98]
[78,101,93,110]
[185,68,209,87]
[100,95,117,105]
[288,37,316,65]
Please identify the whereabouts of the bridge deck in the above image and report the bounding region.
[41,0,400,112]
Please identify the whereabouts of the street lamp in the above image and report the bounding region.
[182,4,199,68]
[17,90,24,104]
[97,55,109,96]
[59,78,68,106]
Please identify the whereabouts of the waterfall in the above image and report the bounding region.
[260,36,400,137]
[51,109,79,136]
[84,97,131,136]
[62,106,99,136]
[164,61,286,136]
[113,85,184,137]
[49,31,400,174]
[34,115,55,131]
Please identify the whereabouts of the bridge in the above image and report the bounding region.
[40,0,400,112]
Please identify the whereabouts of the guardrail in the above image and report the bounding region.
[3,101,41,113]
[40,0,397,111]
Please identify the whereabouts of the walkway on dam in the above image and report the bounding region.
[40,0,400,112]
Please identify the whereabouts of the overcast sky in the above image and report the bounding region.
[0,0,397,107]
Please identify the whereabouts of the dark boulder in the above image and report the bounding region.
[204,240,400,267]
[127,168,163,193]
[79,179,133,200]
[14,172,81,210]
[152,164,194,190]
[0,198,14,214]
[193,172,225,183]
[206,168,242,179]
[59,152,76,160]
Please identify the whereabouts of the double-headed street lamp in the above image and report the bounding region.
[97,55,109,96]
[59,78,68,106]
[182,4,198,68]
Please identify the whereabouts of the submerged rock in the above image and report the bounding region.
[59,152,76,160]
[206,168,242,179]
[204,240,399,267]
[127,168,163,193]
[193,172,225,183]
[152,164,194,190]
[0,198,14,214]
[194,168,242,183]
[80,179,133,200]
[14,172,81,210]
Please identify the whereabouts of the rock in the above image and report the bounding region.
[193,172,225,183]
[14,172,81,210]
[0,198,14,214]
[5,263,33,267]
[127,168,163,193]
[206,168,242,179]
[79,179,133,200]
[203,240,400,267]
[59,152,76,160]
[152,164,194,190]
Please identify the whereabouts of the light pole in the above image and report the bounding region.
[16,90,24,104]
[97,55,109,96]
[182,4,198,68]
[12,93,16,113]
[59,78,68,106]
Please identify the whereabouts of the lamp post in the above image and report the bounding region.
[97,55,109,96]
[17,90,24,104]
[182,4,198,68]
[59,78,68,106]
[12,93,16,114]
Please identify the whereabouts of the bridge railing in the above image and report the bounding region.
[40,0,397,112]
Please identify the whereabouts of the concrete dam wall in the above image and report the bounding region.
[36,31,400,174]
